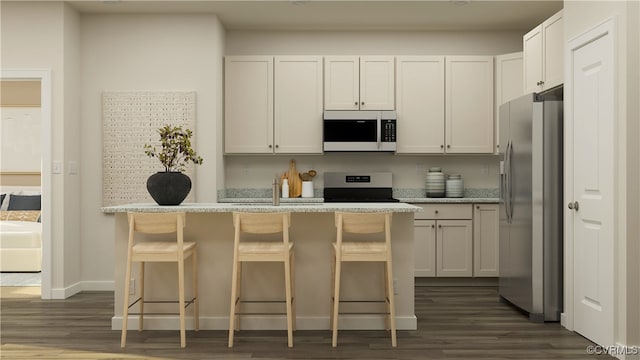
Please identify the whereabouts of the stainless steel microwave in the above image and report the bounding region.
[323,110,397,152]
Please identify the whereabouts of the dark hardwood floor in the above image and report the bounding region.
[1,286,610,359]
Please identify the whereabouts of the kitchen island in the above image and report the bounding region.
[102,202,421,331]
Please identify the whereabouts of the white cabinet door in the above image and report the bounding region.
[473,204,499,277]
[523,10,563,93]
[445,56,494,154]
[324,56,359,110]
[436,220,473,277]
[274,56,323,154]
[224,56,273,154]
[414,219,436,277]
[523,25,543,93]
[396,56,445,154]
[495,52,523,153]
[324,56,395,110]
[542,10,564,90]
[360,56,395,110]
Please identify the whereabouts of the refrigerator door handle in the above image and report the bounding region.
[504,140,512,224]
[507,141,515,223]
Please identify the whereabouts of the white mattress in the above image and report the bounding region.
[0,221,42,248]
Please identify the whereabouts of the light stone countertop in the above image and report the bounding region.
[101,202,422,213]
[217,188,499,205]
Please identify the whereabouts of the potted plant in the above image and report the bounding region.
[144,125,203,205]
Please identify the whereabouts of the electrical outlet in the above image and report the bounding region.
[393,278,398,295]
[129,279,135,294]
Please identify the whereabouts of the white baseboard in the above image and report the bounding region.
[112,315,418,331]
[50,280,114,299]
[82,280,114,291]
[51,281,82,299]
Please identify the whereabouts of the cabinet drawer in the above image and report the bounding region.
[414,204,472,220]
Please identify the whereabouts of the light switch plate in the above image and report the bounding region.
[52,161,62,174]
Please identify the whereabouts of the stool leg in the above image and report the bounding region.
[121,258,133,348]
[291,250,296,332]
[139,262,145,331]
[383,261,390,331]
[193,248,199,331]
[228,258,239,348]
[329,246,336,331]
[178,257,186,348]
[284,252,294,348]
[331,254,342,347]
[385,259,397,347]
[236,263,242,331]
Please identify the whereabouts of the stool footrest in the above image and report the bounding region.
[235,311,289,315]
[338,311,391,315]
[127,297,197,310]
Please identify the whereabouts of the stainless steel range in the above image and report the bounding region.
[323,172,399,202]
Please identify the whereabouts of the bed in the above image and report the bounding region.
[0,186,42,272]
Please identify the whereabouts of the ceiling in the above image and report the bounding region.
[68,0,563,31]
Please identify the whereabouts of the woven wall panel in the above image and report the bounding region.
[102,91,197,206]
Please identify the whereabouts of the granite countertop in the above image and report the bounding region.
[101,202,422,214]
[218,188,500,205]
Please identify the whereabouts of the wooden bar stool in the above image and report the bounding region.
[228,212,295,348]
[330,211,396,347]
[121,212,198,348]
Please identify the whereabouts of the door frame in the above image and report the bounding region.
[1,68,52,299]
[562,17,616,335]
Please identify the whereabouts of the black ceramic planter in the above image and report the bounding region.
[146,172,192,206]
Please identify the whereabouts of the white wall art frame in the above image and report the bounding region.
[102,91,197,206]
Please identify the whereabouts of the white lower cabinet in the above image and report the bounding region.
[473,204,500,277]
[413,204,473,277]
[413,203,498,278]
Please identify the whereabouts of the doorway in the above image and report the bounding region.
[0,69,52,299]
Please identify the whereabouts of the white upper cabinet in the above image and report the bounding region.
[324,56,395,110]
[445,56,495,154]
[224,56,273,154]
[395,56,446,154]
[274,56,323,154]
[495,52,523,153]
[523,9,564,93]
[224,56,323,154]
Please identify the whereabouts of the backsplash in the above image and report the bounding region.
[223,154,500,190]
[218,187,498,200]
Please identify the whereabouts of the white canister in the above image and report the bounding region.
[301,181,314,198]
[445,174,464,198]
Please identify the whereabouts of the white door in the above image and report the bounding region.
[324,56,359,110]
[445,56,494,154]
[523,24,543,93]
[359,56,395,110]
[395,56,445,153]
[568,19,615,347]
[274,56,323,154]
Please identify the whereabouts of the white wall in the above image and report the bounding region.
[223,30,523,191]
[79,13,226,288]
[1,1,80,297]
[564,0,640,349]
[226,30,523,56]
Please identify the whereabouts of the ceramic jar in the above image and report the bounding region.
[426,167,446,198]
[445,174,464,198]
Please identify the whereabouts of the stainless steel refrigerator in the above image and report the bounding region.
[498,90,563,322]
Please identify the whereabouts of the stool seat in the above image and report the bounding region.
[132,241,196,257]
[334,242,388,260]
[238,242,293,258]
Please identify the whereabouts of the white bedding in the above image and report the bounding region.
[0,220,42,272]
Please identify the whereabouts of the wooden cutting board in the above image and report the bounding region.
[282,159,302,198]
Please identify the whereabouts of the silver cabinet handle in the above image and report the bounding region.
[568,201,579,211]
